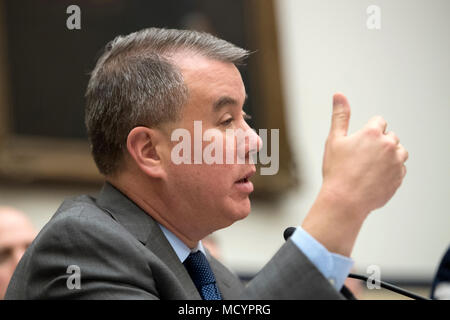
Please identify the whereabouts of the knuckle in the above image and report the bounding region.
[385,139,397,151]
[333,109,349,120]
[389,131,399,141]
[397,145,409,161]
[365,126,381,137]
[402,150,409,162]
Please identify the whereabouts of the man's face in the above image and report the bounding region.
[0,208,36,299]
[158,54,261,237]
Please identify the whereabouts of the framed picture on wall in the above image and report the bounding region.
[0,0,297,198]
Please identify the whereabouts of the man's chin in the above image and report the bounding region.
[230,197,252,222]
[203,199,251,234]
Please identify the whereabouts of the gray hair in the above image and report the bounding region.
[85,27,250,175]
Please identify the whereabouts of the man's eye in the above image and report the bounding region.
[0,248,12,264]
[221,118,233,126]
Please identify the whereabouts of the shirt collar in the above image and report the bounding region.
[158,224,206,263]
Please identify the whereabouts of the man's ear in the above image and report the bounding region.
[126,126,166,179]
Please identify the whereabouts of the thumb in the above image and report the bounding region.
[329,93,351,137]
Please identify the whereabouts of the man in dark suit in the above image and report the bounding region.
[5,28,408,299]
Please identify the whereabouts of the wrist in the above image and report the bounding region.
[301,186,367,257]
[319,183,370,219]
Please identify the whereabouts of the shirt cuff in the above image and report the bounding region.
[289,226,354,291]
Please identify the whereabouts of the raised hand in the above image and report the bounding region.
[322,93,408,215]
[302,93,408,257]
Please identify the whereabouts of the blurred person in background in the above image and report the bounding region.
[0,207,36,299]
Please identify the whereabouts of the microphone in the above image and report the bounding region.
[283,227,430,300]
[283,227,296,241]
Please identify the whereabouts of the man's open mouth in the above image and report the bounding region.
[235,169,255,184]
[236,177,249,183]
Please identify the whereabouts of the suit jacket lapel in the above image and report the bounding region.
[207,251,245,299]
[144,224,201,299]
[96,182,201,299]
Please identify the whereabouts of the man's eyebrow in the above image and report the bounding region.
[213,94,248,111]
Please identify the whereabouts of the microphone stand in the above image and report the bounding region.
[283,227,430,300]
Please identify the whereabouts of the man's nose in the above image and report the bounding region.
[243,122,262,156]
